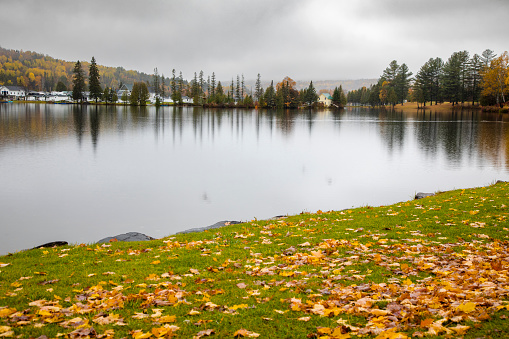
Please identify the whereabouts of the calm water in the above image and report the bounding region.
[1,104,508,255]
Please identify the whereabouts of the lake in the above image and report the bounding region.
[1,104,508,255]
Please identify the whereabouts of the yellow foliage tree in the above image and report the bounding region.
[481,51,508,106]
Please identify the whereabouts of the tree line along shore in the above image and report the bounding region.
[1,47,508,111]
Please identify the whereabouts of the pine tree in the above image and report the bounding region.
[468,54,482,105]
[236,75,241,102]
[88,57,102,103]
[305,81,318,106]
[332,87,341,103]
[338,85,347,106]
[255,73,263,103]
[241,74,245,98]
[199,70,205,94]
[215,81,224,104]
[153,67,160,97]
[395,64,412,104]
[210,72,216,101]
[110,87,118,103]
[102,87,110,103]
[161,74,166,99]
[178,72,183,105]
[72,60,86,103]
[264,81,276,108]
[170,69,177,103]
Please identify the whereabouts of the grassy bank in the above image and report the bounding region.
[1,182,509,338]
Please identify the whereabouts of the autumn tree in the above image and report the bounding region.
[480,51,508,107]
[72,60,86,103]
[88,56,102,103]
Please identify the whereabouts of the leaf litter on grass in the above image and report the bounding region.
[0,182,508,338]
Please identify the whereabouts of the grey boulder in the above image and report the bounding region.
[96,232,155,244]
[177,220,241,234]
[415,192,435,200]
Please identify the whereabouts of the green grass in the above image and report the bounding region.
[1,182,508,338]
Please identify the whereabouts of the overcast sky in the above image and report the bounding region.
[1,0,507,82]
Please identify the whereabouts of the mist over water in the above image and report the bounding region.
[0,104,508,255]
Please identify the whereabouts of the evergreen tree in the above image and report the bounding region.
[121,90,129,104]
[110,87,118,103]
[88,57,102,103]
[236,75,241,102]
[199,71,205,94]
[241,74,245,98]
[468,54,482,105]
[304,81,318,106]
[255,73,263,102]
[72,60,86,103]
[332,87,341,103]
[210,72,216,101]
[102,86,110,103]
[192,72,200,104]
[130,82,149,106]
[55,81,67,92]
[388,87,398,107]
[395,63,412,104]
[338,85,347,106]
[382,60,399,84]
[178,71,183,105]
[170,69,177,103]
[264,81,276,108]
[153,67,160,97]
[161,74,166,99]
[230,78,235,102]
[215,81,224,104]
[481,49,497,68]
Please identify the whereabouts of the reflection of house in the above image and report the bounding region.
[0,85,26,99]
[318,93,332,107]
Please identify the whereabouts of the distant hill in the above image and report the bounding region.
[0,46,376,94]
[243,79,378,94]
[0,46,164,92]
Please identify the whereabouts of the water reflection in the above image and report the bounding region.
[0,104,508,173]
[0,104,508,255]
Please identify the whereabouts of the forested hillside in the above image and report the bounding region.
[0,46,163,91]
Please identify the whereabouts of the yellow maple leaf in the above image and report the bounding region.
[450,325,470,335]
[151,260,160,265]
[0,326,12,333]
[456,302,476,313]
[157,315,176,323]
[133,331,153,339]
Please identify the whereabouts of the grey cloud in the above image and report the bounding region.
[1,0,507,82]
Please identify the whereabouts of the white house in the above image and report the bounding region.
[182,96,193,104]
[0,85,26,99]
[318,93,332,107]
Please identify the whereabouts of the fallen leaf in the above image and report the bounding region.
[193,329,215,339]
[233,329,260,337]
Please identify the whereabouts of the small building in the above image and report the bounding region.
[0,85,26,100]
[117,84,132,100]
[318,93,333,107]
[182,96,193,104]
